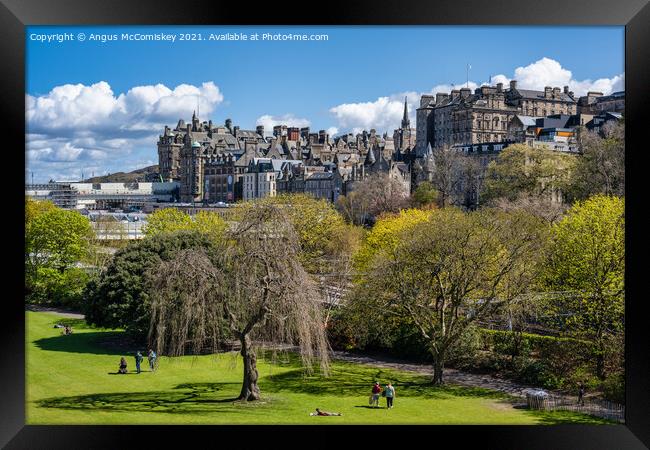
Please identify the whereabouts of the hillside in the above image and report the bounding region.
[84,165,160,183]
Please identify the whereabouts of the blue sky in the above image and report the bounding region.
[26,26,624,182]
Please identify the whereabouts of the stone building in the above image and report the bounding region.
[578,91,625,115]
[160,111,415,204]
[415,80,578,153]
[393,97,417,152]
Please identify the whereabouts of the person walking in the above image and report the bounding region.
[148,349,157,372]
[371,382,382,408]
[384,382,395,409]
[135,351,143,374]
[577,381,586,406]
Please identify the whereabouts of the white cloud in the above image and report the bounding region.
[329,83,477,135]
[326,127,339,137]
[27,81,224,135]
[489,58,623,97]
[328,58,623,134]
[329,97,404,133]
[26,81,224,182]
[255,114,310,136]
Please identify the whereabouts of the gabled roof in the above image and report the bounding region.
[513,115,541,127]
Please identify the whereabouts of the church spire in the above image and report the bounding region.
[401,97,410,129]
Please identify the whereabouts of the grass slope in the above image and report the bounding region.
[26,311,612,425]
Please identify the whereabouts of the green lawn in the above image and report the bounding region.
[26,311,612,425]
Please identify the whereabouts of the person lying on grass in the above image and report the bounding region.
[310,408,342,416]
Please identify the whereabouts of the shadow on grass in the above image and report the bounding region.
[36,382,261,415]
[523,408,616,425]
[33,331,143,356]
[262,362,508,400]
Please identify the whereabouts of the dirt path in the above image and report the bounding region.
[26,304,85,319]
[331,351,624,422]
[24,307,622,421]
[332,351,534,398]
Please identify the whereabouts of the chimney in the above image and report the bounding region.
[544,87,552,98]
[553,87,561,97]
[460,87,471,99]
[497,82,503,92]
[563,86,569,94]
[509,80,517,90]
[450,90,460,100]
[435,93,448,104]
[420,94,434,107]
[233,125,240,137]
[256,125,264,136]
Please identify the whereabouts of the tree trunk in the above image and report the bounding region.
[238,334,260,401]
[432,354,445,385]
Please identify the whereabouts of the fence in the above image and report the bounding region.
[526,391,624,422]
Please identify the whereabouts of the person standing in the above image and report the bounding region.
[371,382,382,408]
[384,382,395,409]
[148,349,157,372]
[135,351,143,374]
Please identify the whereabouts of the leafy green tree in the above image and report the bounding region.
[543,195,624,379]
[30,267,90,308]
[254,194,350,273]
[570,121,625,200]
[411,181,439,208]
[143,208,193,236]
[483,144,576,203]
[25,198,56,226]
[83,231,213,339]
[355,207,547,384]
[353,208,431,276]
[26,207,93,275]
[192,210,228,242]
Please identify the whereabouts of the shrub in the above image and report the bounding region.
[28,267,90,309]
[600,372,624,403]
[83,231,213,340]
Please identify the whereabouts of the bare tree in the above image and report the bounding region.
[148,202,330,401]
[430,145,465,208]
[339,172,409,225]
[490,192,568,224]
[572,121,625,199]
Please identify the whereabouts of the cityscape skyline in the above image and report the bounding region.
[26,26,624,183]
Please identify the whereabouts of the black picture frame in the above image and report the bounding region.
[2,0,649,448]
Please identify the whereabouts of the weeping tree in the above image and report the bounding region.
[148,202,330,401]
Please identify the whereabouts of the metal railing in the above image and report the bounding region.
[526,392,624,422]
